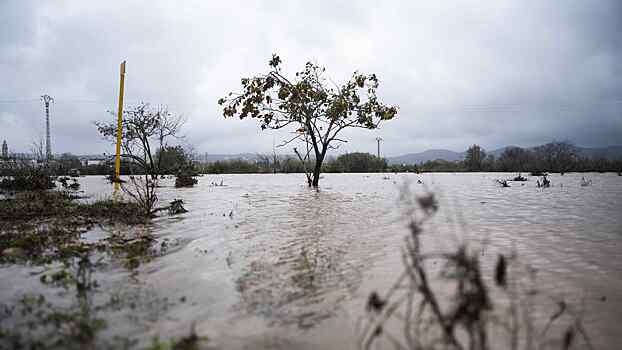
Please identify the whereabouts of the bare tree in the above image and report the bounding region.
[95,103,185,215]
[219,54,398,187]
[533,141,577,173]
[256,153,281,173]
[499,147,531,172]
[30,136,46,162]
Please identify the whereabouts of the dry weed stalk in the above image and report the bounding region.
[358,184,593,350]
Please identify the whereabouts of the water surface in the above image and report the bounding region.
[1,172,621,349]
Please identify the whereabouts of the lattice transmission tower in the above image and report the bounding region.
[41,94,54,160]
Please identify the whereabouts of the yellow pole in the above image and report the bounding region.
[114,61,126,192]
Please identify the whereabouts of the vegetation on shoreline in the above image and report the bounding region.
[462,142,622,173]
[197,152,389,174]
[5,140,619,182]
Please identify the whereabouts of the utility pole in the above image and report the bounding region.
[375,137,383,159]
[272,135,278,174]
[1,140,7,159]
[41,94,54,161]
[114,61,126,191]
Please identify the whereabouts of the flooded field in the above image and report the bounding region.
[1,172,621,349]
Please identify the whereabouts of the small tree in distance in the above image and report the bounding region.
[464,144,486,171]
[218,54,398,187]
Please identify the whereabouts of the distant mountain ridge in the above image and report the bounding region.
[387,145,622,165]
[193,153,259,163]
[576,145,622,160]
[387,149,464,165]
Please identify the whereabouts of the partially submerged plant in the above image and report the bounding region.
[219,54,398,187]
[95,103,187,216]
[167,199,188,215]
[0,251,107,349]
[146,327,208,350]
[123,176,159,217]
[0,162,56,191]
[0,191,148,226]
[0,248,185,349]
[0,191,154,266]
[175,164,198,188]
[358,183,593,350]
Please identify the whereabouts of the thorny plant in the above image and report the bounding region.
[357,183,594,350]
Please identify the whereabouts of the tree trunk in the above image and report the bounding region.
[311,163,321,187]
[311,155,324,188]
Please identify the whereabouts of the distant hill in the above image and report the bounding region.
[193,153,260,163]
[577,145,622,160]
[488,146,512,159]
[388,145,622,165]
[387,149,464,165]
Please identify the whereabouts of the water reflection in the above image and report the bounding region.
[234,189,366,329]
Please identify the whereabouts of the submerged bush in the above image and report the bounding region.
[175,171,198,188]
[0,164,56,191]
[0,191,147,225]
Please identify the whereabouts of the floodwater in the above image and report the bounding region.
[1,172,621,349]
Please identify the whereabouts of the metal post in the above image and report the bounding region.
[114,61,126,191]
[376,137,383,158]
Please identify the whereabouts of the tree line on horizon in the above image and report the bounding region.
[12,140,620,177]
[198,141,620,174]
[460,141,622,173]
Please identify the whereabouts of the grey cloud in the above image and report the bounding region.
[1,0,620,157]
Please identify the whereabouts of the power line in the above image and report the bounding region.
[0,99,118,105]
[0,98,40,104]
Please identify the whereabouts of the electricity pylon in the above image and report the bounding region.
[41,94,54,161]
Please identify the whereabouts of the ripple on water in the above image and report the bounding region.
[3,173,621,349]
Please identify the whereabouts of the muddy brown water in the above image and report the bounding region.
[1,173,621,349]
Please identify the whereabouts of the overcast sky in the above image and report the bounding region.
[1,0,621,157]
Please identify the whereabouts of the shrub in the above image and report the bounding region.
[0,164,55,191]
